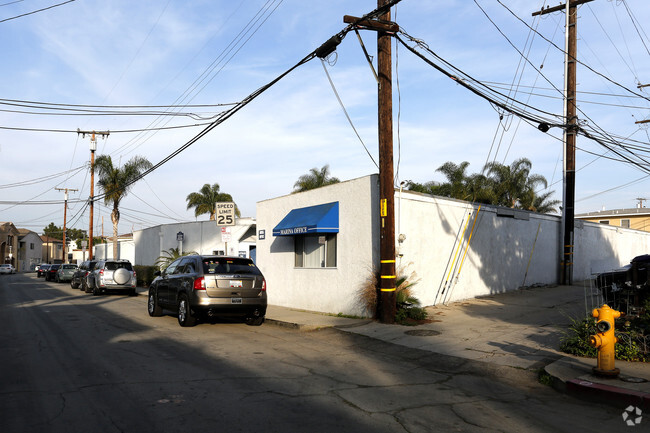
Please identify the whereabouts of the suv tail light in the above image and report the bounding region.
[262,278,266,291]
[193,277,205,290]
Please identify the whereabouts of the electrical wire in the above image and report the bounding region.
[320,59,378,169]
[113,0,286,157]
[91,0,404,204]
[0,165,85,189]
[0,0,74,23]
[0,121,214,134]
[497,0,650,103]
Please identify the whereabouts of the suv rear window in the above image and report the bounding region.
[202,258,261,275]
[105,262,133,271]
[62,264,77,269]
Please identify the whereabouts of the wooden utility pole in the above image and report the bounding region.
[77,129,109,260]
[376,0,396,323]
[343,2,398,322]
[534,0,593,285]
[55,187,78,264]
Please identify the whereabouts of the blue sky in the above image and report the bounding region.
[1,0,650,236]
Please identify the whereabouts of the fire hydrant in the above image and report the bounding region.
[589,304,621,377]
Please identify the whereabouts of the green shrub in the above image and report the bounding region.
[559,316,649,362]
[134,265,157,287]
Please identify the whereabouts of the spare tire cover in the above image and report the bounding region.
[113,267,131,285]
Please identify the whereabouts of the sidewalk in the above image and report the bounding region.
[265,283,650,410]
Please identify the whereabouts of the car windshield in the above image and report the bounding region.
[202,258,261,275]
[105,262,133,271]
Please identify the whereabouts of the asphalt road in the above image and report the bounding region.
[0,273,633,432]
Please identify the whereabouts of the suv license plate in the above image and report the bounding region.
[230,280,242,287]
[231,298,242,304]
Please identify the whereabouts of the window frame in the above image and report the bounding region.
[294,233,337,269]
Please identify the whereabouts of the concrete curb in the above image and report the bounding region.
[565,378,650,410]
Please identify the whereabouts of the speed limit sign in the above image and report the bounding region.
[216,202,236,226]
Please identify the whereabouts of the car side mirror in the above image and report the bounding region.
[154,270,161,276]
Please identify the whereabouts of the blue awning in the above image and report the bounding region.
[273,202,339,236]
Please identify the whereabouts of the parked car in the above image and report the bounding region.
[0,264,16,275]
[71,260,98,292]
[596,254,650,316]
[37,264,50,277]
[88,259,137,296]
[147,255,267,327]
[45,264,61,281]
[56,264,78,283]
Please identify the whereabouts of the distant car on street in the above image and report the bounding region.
[71,260,98,292]
[88,259,137,296]
[45,264,61,281]
[0,264,16,275]
[37,264,50,278]
[56,264,78,283]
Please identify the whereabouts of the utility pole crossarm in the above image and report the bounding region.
[343,15,399,32]
[532,0,594,16]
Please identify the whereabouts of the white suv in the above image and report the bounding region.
[90,259,137,296]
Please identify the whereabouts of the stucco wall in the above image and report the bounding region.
[256,175,379,315]
[133,218,256,266]
[94,240,135,263]
[574,220,650,279]
[398,192,560,306]
[256,174,650,316]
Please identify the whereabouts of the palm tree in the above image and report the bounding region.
[154,247,198,271]
[435,161,472,200]
[186,183,240,220]
[94,154,153,259]
[293,164,340,193]
[405,158,559,214]
[484,158,547,209]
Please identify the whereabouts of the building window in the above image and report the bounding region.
[30,243,34,250]
[213,250,225,256]
[57,244,62,250]
[294,234,337,268]
[599,220,610,225]
[621,219,630,228]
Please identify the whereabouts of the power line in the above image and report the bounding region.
[0,0,75,23]
[92,0,404,203]
[497,0,650,104]
[0,121,214,134]
[0,165,85,189]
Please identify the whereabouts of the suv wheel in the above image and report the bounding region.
[70,279,78,289]
[84,278,92,293]
[148,290,162,317]
[245,315,265,326]
[177,294,196,327]
[92,283,101,296]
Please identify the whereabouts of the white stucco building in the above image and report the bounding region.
[256,174,650,317]
[133,217,257,266]
[17,229,42,271]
